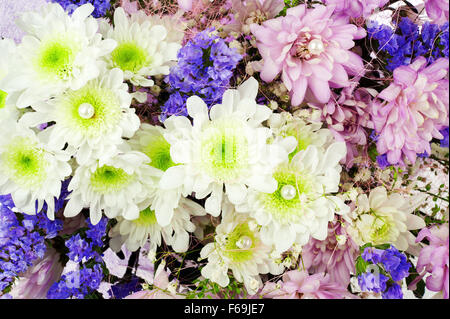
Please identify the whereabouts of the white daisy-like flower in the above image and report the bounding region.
[0,122,71,219]
[236,142,350,253]
[101,7,181,87]
[19,68,140,165]
[0,38,20,120]
[109,197,206,253]
[268,112,334,159]
[129,123,190,227]
[163,77,295,216]
[347,186,426,252]
[11,3,117,107]
[200,203,283,295]
[63,146,159,225]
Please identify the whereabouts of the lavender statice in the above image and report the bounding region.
[51,0,111,18]
[440,127,449,148]
[0,196,47,292]
[368,18,449,71]
[47,264,104,299]
[161,29,242,121]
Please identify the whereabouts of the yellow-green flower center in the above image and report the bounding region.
[369,214,395,243]
[259,167,312,223]
[35,36,79,80]
[285,127,311,160]
[200,121,249,182]
[2,136,47,189]
[111,42,150,73]
[133,207,158,226]
[142,135,176,172]
[90,165,133,194]
[0,90,7,109]
[223,223,257,263]
[56,83,122,139]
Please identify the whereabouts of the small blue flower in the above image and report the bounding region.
[358,272,389,293]
[382,283,403,299]
[51,0,111,18]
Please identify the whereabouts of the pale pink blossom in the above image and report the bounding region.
[260,270,353,299]
[10,248,63,299]
[324,0,389,19]
[251,4,365,106]
[301,221,359,287]
[371,57,449,165]
[412,225,449,299]
[425,0,449,25]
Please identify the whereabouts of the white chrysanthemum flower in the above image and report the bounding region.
[19,68,140,165]
[200,204,283,295]
[163,77,295,216]
[0,122,71,219]
[129,123,190,227]
[63,147,159,225]
[109,198,206,253]
[11,3,116,107]
[348,186,426,252]
[268,113,334,159]
[0,38,20,120]
[101,7,181,87]
[236,142,350,253]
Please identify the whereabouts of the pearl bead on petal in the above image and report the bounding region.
[308,39,325,55]
[236,236,253,250]
[78,103,95,119]
[281,184,297,200]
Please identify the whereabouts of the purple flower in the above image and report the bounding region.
[382,283,403,299]
[51,0,111,18]
[425,0,449,25]
[440,127,449,147]
[380,246,411,281]
[358,272,389,293]
[65,234,98,262]
[362,247,385,264]
[324,0,389,19]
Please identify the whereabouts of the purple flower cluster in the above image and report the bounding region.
[0,195,47,292]
[46,264,104,299]
[161,29,242,121]
[440,127,449,148]
[46,216,108,298]
[51,0,110,18]
[368,18,449,71]
[358,246,411,299]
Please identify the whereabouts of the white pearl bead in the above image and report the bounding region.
[308,39,325,55]
[281,184,297,200]
[78,103,95,119]
[236,236,252,250]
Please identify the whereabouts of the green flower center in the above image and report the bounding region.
[56,83,122,139]
[142,135,176,172]
[200,121,249,182]
[285,127,311,160]
[90,165,133,194]
[111,42,150,73]
[223,223,257,263]
[369,215,394,243]
[2,137,47,188]
[259,167,312,223]
[133,207,158,226]
[36,37,79,80]
[0,90,7,109]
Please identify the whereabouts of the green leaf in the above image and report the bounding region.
[355,256,370,275]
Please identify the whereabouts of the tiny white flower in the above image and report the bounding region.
[101,7,182,87]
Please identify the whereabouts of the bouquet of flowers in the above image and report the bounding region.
[0,0,448,300]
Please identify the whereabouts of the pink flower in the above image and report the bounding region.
[250,4,365,106]
[425,0,449,25]
[260,270,352,299]
[371,57,449,165]
[124,263,184,299]
[178,0,193,11]
[312,85,375,167]
[9,248,64,299]
[227,0,285,33]
[323,0,389,19]
[120,0,139,14]
[413,225,449,299]
[301,222,360,287]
